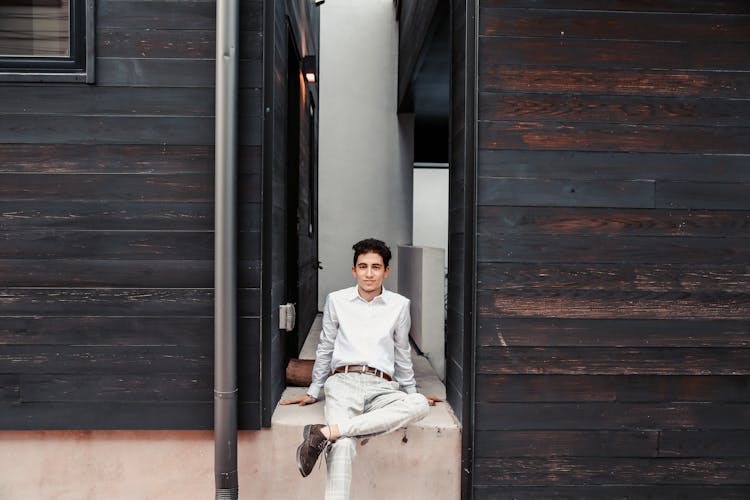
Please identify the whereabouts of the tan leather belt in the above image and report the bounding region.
[331,365,393,382]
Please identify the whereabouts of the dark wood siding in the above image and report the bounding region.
[474,0,750,497]
[0,0,264,429]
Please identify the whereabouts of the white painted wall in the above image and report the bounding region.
[412,167,449,268]
[318,0,413,309]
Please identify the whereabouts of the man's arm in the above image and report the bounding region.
[306,295,338,399]
[280,294,337,406]
[392,299,417,394]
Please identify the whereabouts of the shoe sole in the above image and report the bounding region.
[296,424,313,478]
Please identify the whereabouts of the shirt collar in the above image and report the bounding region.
[349,285,389,304]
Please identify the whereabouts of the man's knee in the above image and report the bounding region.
[406,393,430,420]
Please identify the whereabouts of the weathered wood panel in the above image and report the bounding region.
[477,234,750,264]
[0,317,258,347]
[480,9,750,41]
[474,485,750,499]
[477,207,750,237]
[476,347,750,375]
[475,457,750,485]
[480,66,750,98]
[475,403,750,430]
[475,430,659,457]
[0,0,266,430]
[477,318,750,348]
[474,0,750,495]
[475,375,750,402]
[479,0,750,14]
[478,150,750,182]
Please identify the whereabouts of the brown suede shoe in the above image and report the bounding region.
[296,424,329,477]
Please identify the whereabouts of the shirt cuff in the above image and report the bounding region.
[402,385,417,394]
[307,383,323,400]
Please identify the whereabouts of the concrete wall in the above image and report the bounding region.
[317,0,413,309]
[0,419,460,499]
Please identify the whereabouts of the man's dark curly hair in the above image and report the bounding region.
[352,238,392,267]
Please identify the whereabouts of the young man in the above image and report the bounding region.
[280,238,440,500]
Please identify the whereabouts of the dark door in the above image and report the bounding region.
[285,32,318,358]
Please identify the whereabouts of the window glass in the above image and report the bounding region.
[0,0,71,58]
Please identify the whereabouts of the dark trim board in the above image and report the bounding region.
[260,0,276,428]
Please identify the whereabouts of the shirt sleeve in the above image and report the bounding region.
[392,299,417,394]
[307,294,338,399]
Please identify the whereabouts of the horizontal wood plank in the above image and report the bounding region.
[480,37,750,71]
[477,317,750,348]
[477,288,750,320]
[477,207,750,237]
[475,457,750,486]
[475,430,658,457]
[657,181,750,210]
[474,485,750,499]
[0,401,214,429]
[477,234,750,265]
[476,263,750,292]
[480,66,750,98]
[0,174,260,203]
[477,176,654,208]
[475,375,750,403]
[660,430,750,457]
[476,346,750,375]
[475,402,750,430]
[0,259,259,288]
[0,144,211,173]
[478,93,750,126]
[0,230,260,260]
[97,29,262,59]
[20,373,214,402]
[0,202,259,231]
[0,115,261,146]
[479,9,750,41]
[0,316,258,347]
[1,345,211,373]
[0,288,260,316]
[479,1,750,14]
[478,121,750,154]
[475,430,750,459]
[0,375,20,402]
[478,150,750,183]
[2,201,214,231]
[97,0,262,30]
[96,58,262,88]
[0,87,261,117]
[0,401,261,430]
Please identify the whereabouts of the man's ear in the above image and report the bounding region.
[351,266,357,278]
[383,266,391,278]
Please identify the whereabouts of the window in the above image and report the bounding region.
[0,0,94,82]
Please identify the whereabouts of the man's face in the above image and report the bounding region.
[352,251,390,296]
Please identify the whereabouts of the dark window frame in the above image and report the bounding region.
[0,0,94,83]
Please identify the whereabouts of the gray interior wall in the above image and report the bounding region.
[317,0,413,307]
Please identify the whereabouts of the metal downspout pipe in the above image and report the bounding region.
[214,0,239,498]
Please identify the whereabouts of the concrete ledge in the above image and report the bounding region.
[268,316,461,499]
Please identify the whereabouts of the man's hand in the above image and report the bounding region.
[279,394,318,406]
[426,395,443,406]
